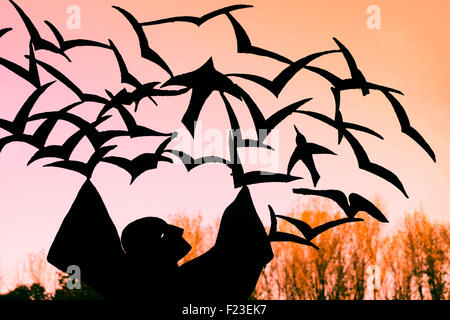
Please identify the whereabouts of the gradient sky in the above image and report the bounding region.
[0,0,449,289]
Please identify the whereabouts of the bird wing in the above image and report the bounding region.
[113,6,173,77]
[101,156,133,176]
[268,205,278,238]
[44,160,88,176]
[269,231,318,249]
[333,37,369,95]
[343,122,384,139]
[109,40,141,88]
[272,50,340,97]
[14,81,55,132]
[155,135,177,155]
[309,217,364,240]
[0,56,39,87]
[349,194,389,222]
[141,4,253,27]
[275,215,313,239]
[308,143,336,155]
[238,171,302,187]
[31,58,85,100]
[292,188,350,212]
[287,149,302,176]
[225,13,292,65]
[383,91,435,162]
[343,130,408,197]
[0,27,12,38]
[265,98,313,133]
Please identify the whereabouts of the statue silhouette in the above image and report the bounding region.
[47,180,273,301]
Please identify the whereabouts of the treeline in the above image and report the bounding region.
[0,207,448,300]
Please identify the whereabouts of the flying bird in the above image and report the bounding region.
[44,20,110,53]
[101,136,175,183]
[112,6,173,77]
[382,91,435,162]
[296,89,384,145]
[44,145,117,179]
[0,27,12,38]
[304,65,402,95]
[0,41,40,87]
[332,37,369,96]
[27,115,112,165]
[141,4,252,27]
[267,205,318,249]
[108,39,143,89]
[220,91,273,150]
[28,110,109,150]
[0,81,55,152]
[228,133,303,188]
[9,0,71,61]
[275,213,363,241]
[161,58,243,136]
[165,149,231,172]
[287,125,336,186]
[293,188,389,223]
[224,11,293,64]
[0,81,54,134]
[29,57,109,105]
[99,90,173,138]
[295,110,408,197]
[227,49,340,97]
[142,4,291,64]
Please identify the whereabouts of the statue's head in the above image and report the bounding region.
[121,217,192,262]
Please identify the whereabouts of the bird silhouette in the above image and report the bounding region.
[44,145,117,179]
[0,81,54,135]
[165,149,230,172]
[108,39,143,89]
[9,0,71,61]
[0,41,40,87]
[293,188,389,223]
[267,205,318,249]
[29,57,109,105]
[382,91,435,162]
[113,6,173,77]
[287,125,336,186]
[28,110,109,150]
[0,81,55,152]
[102,136,175,183]
[162,58,243,137]
[296,90,384,145]
[228,133,303,188]
[223,85,314,148]
[0,27,12,38]
[227,49,340,97]
[304,65,402,95]
[332,37,369,96]
[220,91,273,151]
[142,4,291,64]
[295,110,408,197]
[224,11,293,64]
[27,115,112,165]
[141,4,252,27]
[98,90,173,138]
[275,213,363,241]
[44,20,110,54]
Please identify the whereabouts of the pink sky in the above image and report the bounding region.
[0,0,448,290]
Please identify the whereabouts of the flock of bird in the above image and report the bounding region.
[0,1,436,248]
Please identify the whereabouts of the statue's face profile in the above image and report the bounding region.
[121,217,192,262]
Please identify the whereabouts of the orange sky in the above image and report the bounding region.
[0,0,449,290]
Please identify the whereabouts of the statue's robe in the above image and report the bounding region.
[47,180,273,301]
